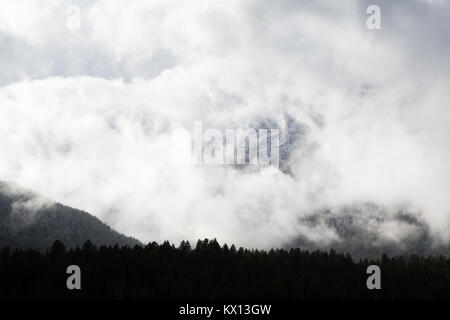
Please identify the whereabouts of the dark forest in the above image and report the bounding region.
[1,239,449,300]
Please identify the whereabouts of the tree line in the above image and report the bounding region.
[1,239,450,299]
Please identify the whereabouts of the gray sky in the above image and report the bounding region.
[1,0,450,249]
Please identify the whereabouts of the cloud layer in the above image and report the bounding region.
[1,0,450,249]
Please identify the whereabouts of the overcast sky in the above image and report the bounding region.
[1,0,450,249]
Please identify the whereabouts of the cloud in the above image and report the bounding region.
[1,0,450,250]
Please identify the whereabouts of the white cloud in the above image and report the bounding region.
[1,0,450,249]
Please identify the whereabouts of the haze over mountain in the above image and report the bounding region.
[287,203,450,259]
[2,180,449,259]
[1,1,450,251]
[0,181,140,251]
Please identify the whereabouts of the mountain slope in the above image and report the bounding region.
[0,181,141,250]
[287,203,450,259]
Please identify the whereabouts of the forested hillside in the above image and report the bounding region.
[288,204,450,259]
[0,182,140,250]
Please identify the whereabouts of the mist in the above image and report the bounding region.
[1,0,450,250]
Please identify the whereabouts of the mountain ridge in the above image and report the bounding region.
[0,181,141,251]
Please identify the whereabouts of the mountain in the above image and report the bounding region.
[2,181,448,258]
[0,181,141,251]
[287,203,450,259]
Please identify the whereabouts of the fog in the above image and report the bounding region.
[1,0,450,250]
